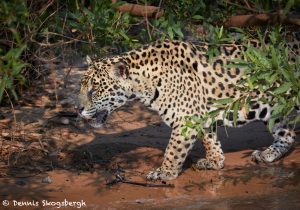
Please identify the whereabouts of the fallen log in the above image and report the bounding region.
[112,0,164,18]
[224,13,300,27]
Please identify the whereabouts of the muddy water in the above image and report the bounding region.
[170,191,300,210]
[1,146,300,210]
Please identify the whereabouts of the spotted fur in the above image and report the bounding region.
[78,35,300,181]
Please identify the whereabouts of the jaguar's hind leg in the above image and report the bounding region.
[252,123,295,163]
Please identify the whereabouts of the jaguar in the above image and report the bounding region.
[78,35,299,180]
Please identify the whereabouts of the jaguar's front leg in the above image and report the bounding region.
[146,125,197,181]
[194,132,225,170]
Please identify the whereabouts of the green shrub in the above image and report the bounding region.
[0,0,29,103]
[0,0,138,104]
[231,28,300,130]
[183,28,300,139]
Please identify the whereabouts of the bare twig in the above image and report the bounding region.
[145,0,152,41]
[157,0,163,11]
[32,51,60,63]
[0,39,17,46]
[41,32,96,44]
[36,5,63,34]
[37,0,55,16]
[63,67,73,88]
[62,9,68,34]
[37,138,45,151]
[223,0,259,13]
[4,90,17,138]
[30,37,75,47]
[30,32,96,47]
[106,174,175,188]
[242,0,252,10]
[121,180,174,188]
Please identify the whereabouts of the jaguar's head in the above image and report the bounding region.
[78,56,131,128]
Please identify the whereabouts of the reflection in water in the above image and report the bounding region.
[181,190,300,210]
[182,163,300,195]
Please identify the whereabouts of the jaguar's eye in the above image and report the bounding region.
[87,89,94,99]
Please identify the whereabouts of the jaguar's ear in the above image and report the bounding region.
[113,62,129,79]
[86,55,92,65]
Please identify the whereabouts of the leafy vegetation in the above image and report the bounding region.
[0,0,28,102]
[182,28,300,139]
[231,28,300,130]
[0,0,133,104]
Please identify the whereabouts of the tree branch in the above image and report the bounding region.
[112,0,164,18]
[224,13,300,27]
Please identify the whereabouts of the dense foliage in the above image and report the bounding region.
[0,0,136,103]
[183,28,300,139]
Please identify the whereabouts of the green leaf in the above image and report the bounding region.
[268,118,276,131]
[213,98,234,105]
[246,77,254,89]
[281,67,293,82]
[272,104,285,116]
[173,25,184,38]
[270,46,278,69]
[192,15,204,20]
[167,27,174,39]
[191,115,202,124]
[12,63,27,75]
[208,109,221,118]
[10,88,18,101]
[119,30,130,41]
[181,127,188,138]
[185,121,194,128]
[226,62,248,69]
[245,96,251,114]
[218,26,223,39]
[283,0,295,15]
[290,114,300,125]
[273,83,292,94]
[0,76,8,102]
[232,100,241,127]
[268,73,278,84]
[12,30,22,46]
